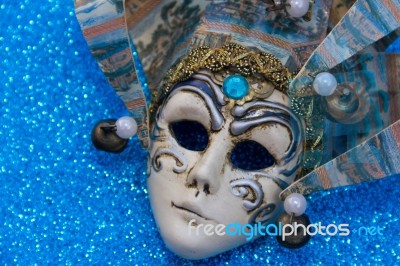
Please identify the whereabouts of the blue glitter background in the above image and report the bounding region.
[0,1,399,265]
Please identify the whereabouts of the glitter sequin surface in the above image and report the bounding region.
[0,1,399,265]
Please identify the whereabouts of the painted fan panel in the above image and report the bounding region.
[283,0,400,197]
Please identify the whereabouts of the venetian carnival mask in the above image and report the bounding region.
[75,0,400,261]
[147,45,303,259]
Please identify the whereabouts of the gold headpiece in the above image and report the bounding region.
[151,43,294,114]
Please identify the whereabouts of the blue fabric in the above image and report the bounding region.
[0,1,399,264]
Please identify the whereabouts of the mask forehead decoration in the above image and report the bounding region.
[151,43,293,114]
[147,43,305,259]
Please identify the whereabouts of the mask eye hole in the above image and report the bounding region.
[170,120,209,151]
[230,140,275,171]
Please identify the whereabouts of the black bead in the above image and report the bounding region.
[91,119,128,153]
[275,212,311,249]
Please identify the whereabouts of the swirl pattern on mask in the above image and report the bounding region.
[167,84,224,131]
[230,179,264,211]
[191,73,227,105]
[152,147,188,173]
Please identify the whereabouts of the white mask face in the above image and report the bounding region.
[147,70,303,260]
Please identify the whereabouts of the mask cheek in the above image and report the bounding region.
[245,150,303,226]
[244,177,285,226]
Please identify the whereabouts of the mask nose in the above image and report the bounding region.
[186,133,229,195]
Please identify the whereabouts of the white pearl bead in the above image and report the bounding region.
[286,0,310,18]
[284,193,307,216]
[115,116,137,139]
[313,72,338,96]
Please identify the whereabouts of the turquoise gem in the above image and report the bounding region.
[222,74,249,100]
